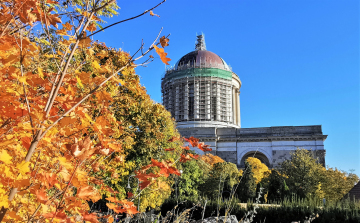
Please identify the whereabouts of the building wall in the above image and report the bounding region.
[179,125,327,168]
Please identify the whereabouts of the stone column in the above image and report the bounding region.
[236,89,241,126]
[232,87,236,125]
[226,86,231,122]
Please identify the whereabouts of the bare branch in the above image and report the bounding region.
[87,0,166,38]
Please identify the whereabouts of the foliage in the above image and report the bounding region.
[319,167,359,202]
[0,0,189,221]
[199,161,240,200]
[176,159,205,201]
[280,149,324,199]
[246,157,271,184]
[260,169,290,202]
[236,161,256,202]
[278,149,359,201]
[199,153,224,167]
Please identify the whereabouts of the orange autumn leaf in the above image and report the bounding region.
[125,206,139,215]
[108,216,114,223]
[35,188,48,204]
[82,211,99,223]
[43,211,67,220]
[106,197,121,203]
[153,45,171,65]
[149,10,160,17]
[184,136,199,147]
[14,179,30,189]
[21,136,32,151]
[96,91,112,103]
[86,23,97,32]
[198,142,212,152]
[181,146,190,151]
[77,186,95,200]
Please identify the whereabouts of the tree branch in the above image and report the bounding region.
[87,0,166,38]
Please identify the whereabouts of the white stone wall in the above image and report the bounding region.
[190,139,324,167]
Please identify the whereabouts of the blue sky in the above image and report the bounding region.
[95,0,359,176]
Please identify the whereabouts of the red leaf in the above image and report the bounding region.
[198,143,212,152]
[184,137,199,147]
[181,146,190,151]
[21,136,32,150]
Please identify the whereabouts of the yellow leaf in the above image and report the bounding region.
[17,161,30,175]
[76,76,84,88]
[58,157,73,170]
[18,76,28,85]
[41,203,49,215]
[0,150,12,164]
[38,67,44,79]
[92,61,101,70]
[0,197,9,208]
[2,166,13,177]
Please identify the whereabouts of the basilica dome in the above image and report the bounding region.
[161,34,241,128]
[174,50,231,71]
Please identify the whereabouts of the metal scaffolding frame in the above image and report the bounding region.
[162,75,235,125]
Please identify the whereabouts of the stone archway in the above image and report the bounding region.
[239,151,270,168]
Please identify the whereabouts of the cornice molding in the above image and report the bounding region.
[197,135,328,142]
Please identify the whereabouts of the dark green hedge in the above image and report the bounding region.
[160,198,360,223]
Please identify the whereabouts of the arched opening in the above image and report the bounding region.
[240,151,270,168]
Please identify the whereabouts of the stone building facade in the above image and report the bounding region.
[179,125,327,168]
[161,35,327,168]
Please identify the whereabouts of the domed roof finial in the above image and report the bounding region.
[195,33,206,51]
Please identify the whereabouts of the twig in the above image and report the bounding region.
[87,0,166,38]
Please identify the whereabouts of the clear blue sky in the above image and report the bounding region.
[95,0,360,176]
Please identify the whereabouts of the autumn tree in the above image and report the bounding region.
[280,149,325,199]
[246,157,271,185]
[0,0,188,222]
[200,161,241,200]
[200,153,225,168]
[319,167,359,202]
